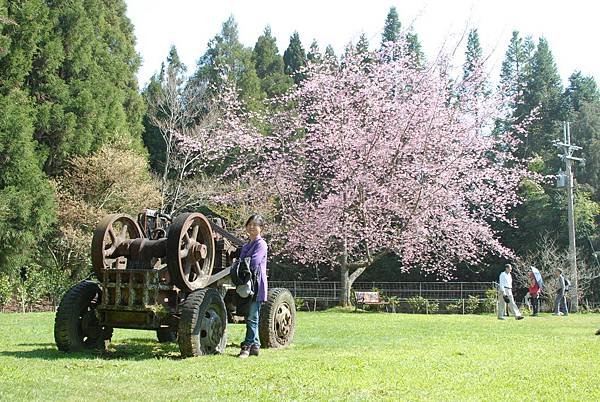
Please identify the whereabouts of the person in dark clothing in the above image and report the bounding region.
[553,268,569,316]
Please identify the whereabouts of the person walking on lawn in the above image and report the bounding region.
[529,266,543,316]
[553,268,569,316]
[498,264,524,320]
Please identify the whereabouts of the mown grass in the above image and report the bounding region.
[0,310,599,401]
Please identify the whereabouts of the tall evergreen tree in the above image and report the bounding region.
[564,71,600,114]
[307,39,322,64]
[194,16,264,110]
[406,31,425,68]
[520,37,564,162]
[283,31,307,84]
[462,28,488,102]
[0,89,55,276]
[252,26,292,98]
[0,0,145,175]
[324,44,338,67]
[463,29,483,79]
[381,6,401,45]
[500,31,525,104]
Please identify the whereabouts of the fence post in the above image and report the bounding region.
[333,282,337,301]
[462,298,465,315]
[293,281,296,297]
[419,282,422,297]
[460,282,463,300]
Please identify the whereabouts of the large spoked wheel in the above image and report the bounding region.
[178,288,227,357]
[167,213,215,292]
[259,288,296,348]
[91,214,143,277]
[54,281,113,352]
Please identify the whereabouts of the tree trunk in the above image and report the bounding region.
[340,237,351,307]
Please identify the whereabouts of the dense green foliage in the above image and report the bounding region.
[0,311,599,400]
[0,90,55,277]
[283,31,306,84]
[0,0,147,303]
[193,16,264,111]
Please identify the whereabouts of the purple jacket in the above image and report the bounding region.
[239,236,268,302]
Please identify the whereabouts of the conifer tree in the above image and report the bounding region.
[521,37,563,162]
[0,0,145,175]
[406,31,425,68]
[252,26,292,97]
[0,89,55,276]
[463,29,483,79]
[283,31,307,84]
[194,16,264,110]
[324,45,338,67]
[307,39,322,64]
[381,6,401,45]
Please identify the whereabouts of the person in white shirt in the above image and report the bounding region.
[498,264,524,320]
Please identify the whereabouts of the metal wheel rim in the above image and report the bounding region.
[274,302,293,344]
[78,296,102,347]
[199,304,224,352]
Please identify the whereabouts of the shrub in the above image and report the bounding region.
[480,288,497,313]
[407,296,428,313]
[0,275,13,310]
[15,264,47,313]
[446,301,464,314]
[465,295,480,314]
[384,295,401,313]
[427,300,440,314]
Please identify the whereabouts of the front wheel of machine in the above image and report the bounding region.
[54,280,113,352]
[259,288,296,348]
[178,288,227,357]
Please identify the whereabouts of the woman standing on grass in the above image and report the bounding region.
[237,214,268,358]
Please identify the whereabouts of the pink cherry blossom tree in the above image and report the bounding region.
[196,41,532,306]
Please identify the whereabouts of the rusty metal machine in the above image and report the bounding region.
[54,210,295,357]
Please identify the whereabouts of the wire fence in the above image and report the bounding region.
[270,281,498,312]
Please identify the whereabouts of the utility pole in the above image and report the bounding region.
[554,122,584,312]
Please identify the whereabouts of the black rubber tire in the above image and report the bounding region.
[54,280,113,352]
[178,288,227,357]
[259,288,296,348]
[156,328,178,343]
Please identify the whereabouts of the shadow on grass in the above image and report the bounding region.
[1,338,182,361]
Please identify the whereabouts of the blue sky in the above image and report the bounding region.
[126,0,599,88]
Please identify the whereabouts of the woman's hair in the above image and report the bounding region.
[245,214,265,228]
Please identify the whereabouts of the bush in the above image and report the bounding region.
[446,301,464,314]
[0,275,13,310]
[480,288,497,313]
[427,300,440,314]
[465,295,480,314]
[407,296,428,313]
[15,265,47,313]
[407,296,439,314]
[384,295,401,313]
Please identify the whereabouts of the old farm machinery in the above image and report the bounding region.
[54,209,295,357]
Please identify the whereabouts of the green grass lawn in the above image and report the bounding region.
[0,310,599,401]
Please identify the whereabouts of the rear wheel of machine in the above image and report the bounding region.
[259,288,296,348]
[178,288,227,357]
[54,281,113,352]
[156,328,178,343]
